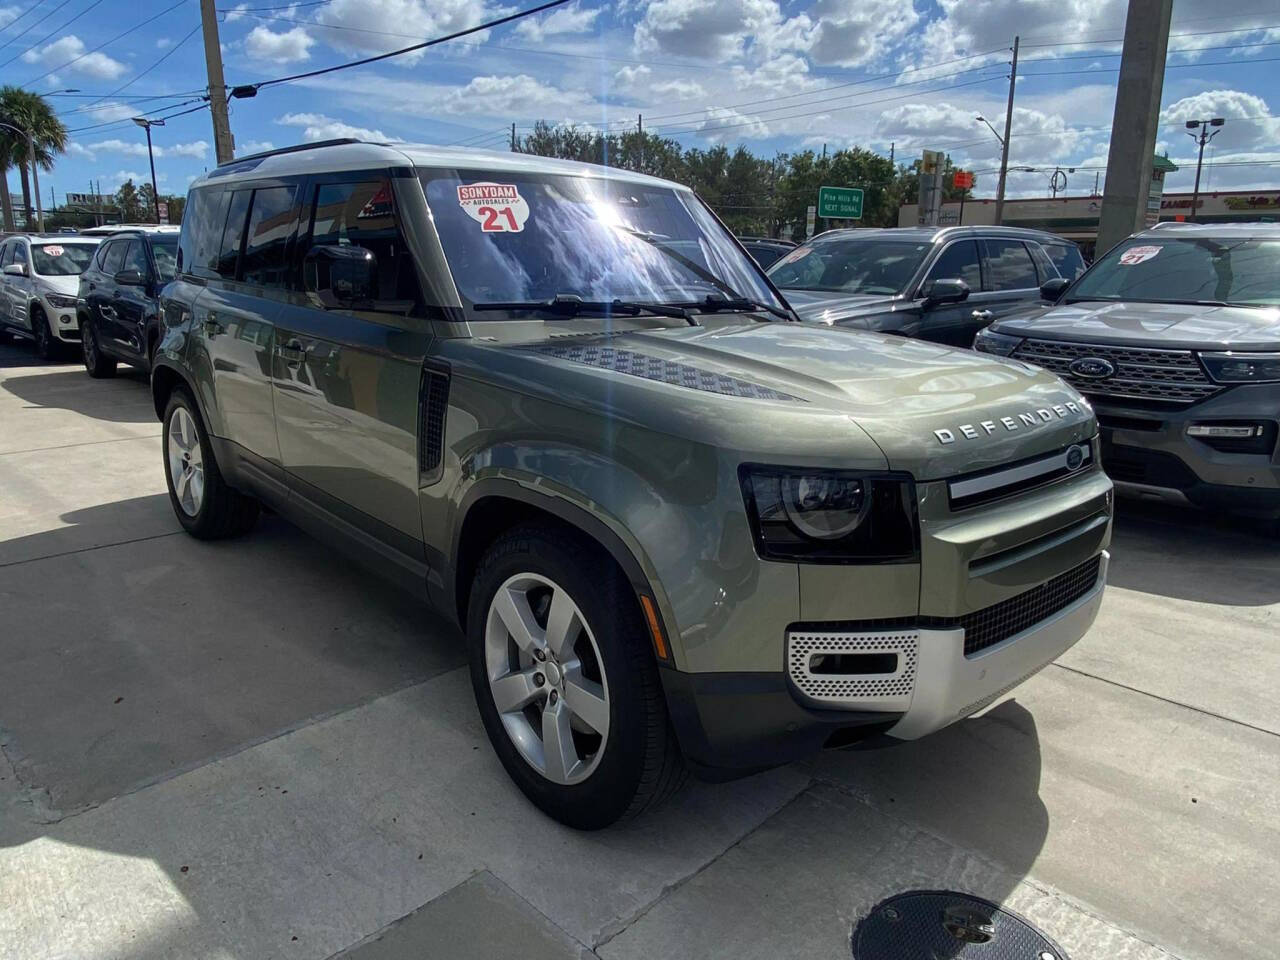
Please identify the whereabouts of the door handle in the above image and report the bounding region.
[278,338,306,363]
[971,309,993,321]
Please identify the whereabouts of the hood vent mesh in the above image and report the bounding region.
[539,344,805,402]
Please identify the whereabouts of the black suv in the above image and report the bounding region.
[767,225,1086,346]
[78,226,180,377]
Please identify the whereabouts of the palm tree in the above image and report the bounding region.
[0,87,68,230]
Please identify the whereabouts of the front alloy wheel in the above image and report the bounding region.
[485,573,610,785]
[166,405,205,517]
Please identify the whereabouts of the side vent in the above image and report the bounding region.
[418,361,451,485]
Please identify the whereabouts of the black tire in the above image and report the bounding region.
[32,306,58,360]
[81,319,117,378]
[162,386,259,539]
[467,523,686,829]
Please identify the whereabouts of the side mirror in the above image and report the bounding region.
[3,262,26,277]
[303,244,377,308]
[114,268,146,286]
[1040,277,1070,302]
[922,278,970,306]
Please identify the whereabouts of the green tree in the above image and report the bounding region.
[0,86,67,230]
[114,180,145,222]
[163,193,185,224]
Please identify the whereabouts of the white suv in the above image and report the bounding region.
[0,235,102,358]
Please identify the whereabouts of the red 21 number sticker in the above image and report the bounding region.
[457,182,529,233]
[1119,245,1161,265]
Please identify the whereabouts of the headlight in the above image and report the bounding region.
[1198,351,1280,384]
[973,329,1023,356]
[739,466,918,563]
[46,293,79,308]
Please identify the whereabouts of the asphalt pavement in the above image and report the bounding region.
[1,338,1276,960]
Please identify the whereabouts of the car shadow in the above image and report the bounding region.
[0,366,154,423]
[1107,498,1280,605]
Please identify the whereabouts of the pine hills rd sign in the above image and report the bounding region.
[817,185,864,220]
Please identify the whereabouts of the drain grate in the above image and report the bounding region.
[852,891,1069,960]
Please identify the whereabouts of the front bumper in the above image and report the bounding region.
[663,551,1108,777]
[39,296,82,341]
[1095,390,1280,516]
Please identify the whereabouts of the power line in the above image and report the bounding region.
[1021,55,1280,77]
[0,0,51,39]
[0,0,75,60]
[20,0,189,88]
[62,22,203,116]
[65,95,206,133]
[1021,22,1280,48]
[1019,38,1280,65]
[236,0,573,93]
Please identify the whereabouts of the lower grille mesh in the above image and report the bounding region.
[786,630,918,705]
[958,555,1102,655]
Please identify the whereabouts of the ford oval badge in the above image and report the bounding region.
[1068,356,1116,379]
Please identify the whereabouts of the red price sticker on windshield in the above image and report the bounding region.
[1119,245,1161,265]
[44,245,64,256]
[457,182,529,233]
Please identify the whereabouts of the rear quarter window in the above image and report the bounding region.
[1045,242,1086,280]
[179,187,232,280]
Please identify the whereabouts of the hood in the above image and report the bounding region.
[780,289,899,326]
[542,323,1094,480]
[35,274,80,297]
[994,299,1280,350]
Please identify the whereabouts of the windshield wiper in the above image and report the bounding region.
[675,293,797,322]
[473,294,696,325]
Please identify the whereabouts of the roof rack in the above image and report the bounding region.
[214,137,363,169]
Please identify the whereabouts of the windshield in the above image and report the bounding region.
[767,238,931,294]
[421,171,783,314]
[31,243,97,276]
[1069,236,1280,307]
[152,237,178,282]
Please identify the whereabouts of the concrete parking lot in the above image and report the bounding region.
[1,337,1276,960]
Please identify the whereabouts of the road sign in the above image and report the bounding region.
[953,170,974,189]
[157,201,169,225]
[805,204,816,238]
[817,185,864,220]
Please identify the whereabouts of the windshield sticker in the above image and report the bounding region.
[457,182,529,233]
[1119,245,1161,265]
[775,248,806,266]
[43,244,64,257]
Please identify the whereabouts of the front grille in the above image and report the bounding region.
[1012,338,1221,404]
[1101,445,1200,489]
[786,629,918,707]
[958,555,1101,656]
[948,442,1092,511]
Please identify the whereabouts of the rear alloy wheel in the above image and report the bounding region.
[468,524,686,829]
[32,307,57,360]
[162,388,259,539]
[81,321,117,378]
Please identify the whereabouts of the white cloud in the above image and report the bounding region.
[634,0,810,61]
[651,79,706,100]
[165,140,209,159]
[1159,90,1279,153]
[224,3,249,21]
[155,37,173,49]
[85,102,138,124]
[807,0,917,68]
[66,142,97,160]
[83,138,210,160]
[312,0,496,64]
[695,106,770,142]
[0,5,20,29]
[236,139,275,155]
[277,112,388,141]
[22,36,127,79]
[441,74,591,116]
[513,2,601,41]
[244,25,314,63]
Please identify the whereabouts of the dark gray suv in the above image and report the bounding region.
[767,225,1084,346]
[975,223,1280,518]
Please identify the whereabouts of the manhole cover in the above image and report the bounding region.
[852,890,1069,959]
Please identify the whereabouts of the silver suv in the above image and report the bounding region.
[0,234,101,358]
[152,140,1112,828]
[976,223,1280,518]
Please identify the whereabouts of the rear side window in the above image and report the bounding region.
[981,239,1038,291]
[216,190,252,279]
[94,242,111,269]
[241,185,297,287]
[925,240,982,290]
[178,187,232,280]
[1044,241,1086,280]
[1027,242,1056,283]
[121,241,149,276]
[300,179,422,314]
[0,241,12,266]
[102,241,127,274]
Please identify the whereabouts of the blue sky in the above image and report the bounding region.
[3,0,1278,204]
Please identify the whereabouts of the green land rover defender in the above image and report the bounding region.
[152,140,1112,828]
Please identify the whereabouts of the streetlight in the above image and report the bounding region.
[1185,118,1224,223]
[975,115,1004,147]
[132,116,166,224]
[35,88,80,96]
[0,121,44,232]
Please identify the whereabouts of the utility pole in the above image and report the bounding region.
[637,113,643,170]
[133,117,165,223]
[510,122,516,151]
[994,35,1019,226]
[200,0,235,163]
[889,142,894,166]
[1097,0,1173,252]
[1185,118,1224,223]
